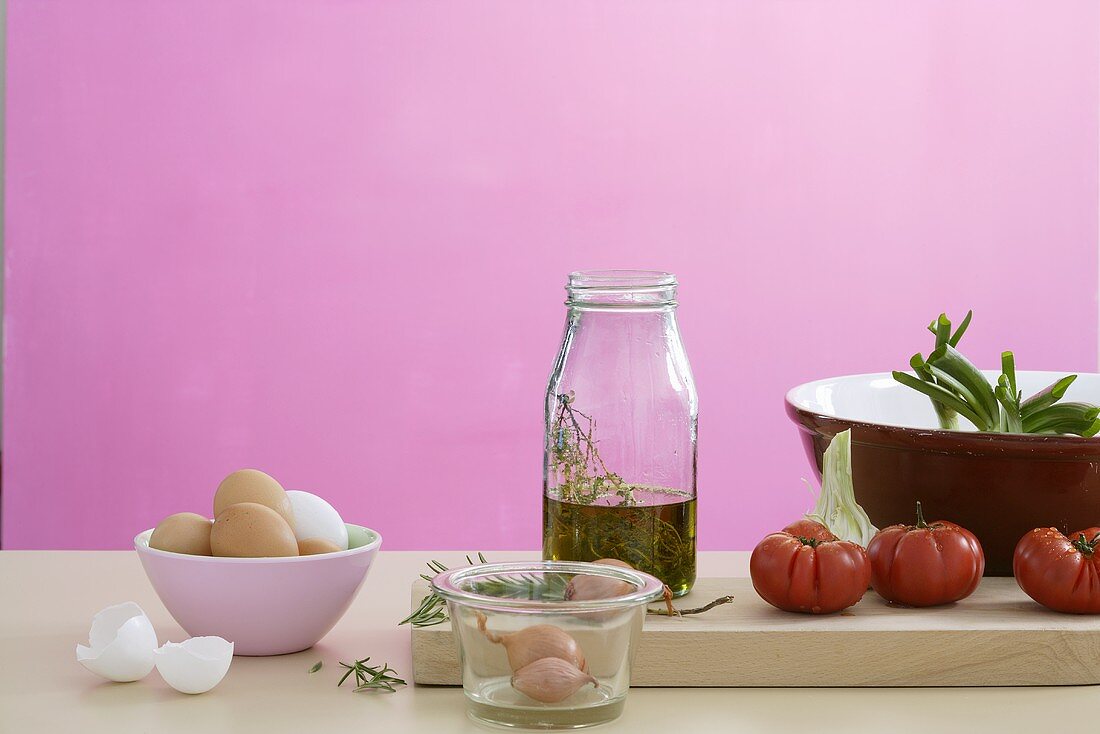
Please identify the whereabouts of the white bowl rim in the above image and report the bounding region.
[786,370,1100,442]
[134,523,382,564]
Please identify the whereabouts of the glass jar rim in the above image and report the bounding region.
[565,270,678,309]
[430,561,666,611]
[568,270,676,290]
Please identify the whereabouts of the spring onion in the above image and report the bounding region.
[805,429,877,547]
[893,312,1099,437]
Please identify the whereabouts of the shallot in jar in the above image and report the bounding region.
[431,560,663,729]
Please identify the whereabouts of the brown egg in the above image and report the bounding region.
[297,537,342,555]
[213,469,295,531]
[210,502,299,557]
[150,512,213,555]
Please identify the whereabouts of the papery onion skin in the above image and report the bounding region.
[476,613,587,672]
[511,657,598,703]
[565,558,634,601]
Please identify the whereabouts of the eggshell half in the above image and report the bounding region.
[210,502,299,557]
[150,512,213,555]
[155,637,234,694]
[286,490,348,550]
[214,469,295,530]
[76,602,158,682]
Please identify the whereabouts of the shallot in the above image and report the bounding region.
[476,612,587,672]
[564,558,634,601]
[510,657,598,703]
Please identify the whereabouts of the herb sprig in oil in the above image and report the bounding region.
[550,392,639,506]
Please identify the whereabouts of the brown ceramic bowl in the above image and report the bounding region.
[786,371,1100,576]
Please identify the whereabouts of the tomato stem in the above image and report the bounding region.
[1071,532,1100,556]
[796,536,820,548]
[914,501,929,529]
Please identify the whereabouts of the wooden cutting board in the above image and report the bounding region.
[411,577,1100,687]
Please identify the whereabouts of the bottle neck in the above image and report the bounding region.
[565,270,677,312]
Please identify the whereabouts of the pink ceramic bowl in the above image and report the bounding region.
[135,524,381,655]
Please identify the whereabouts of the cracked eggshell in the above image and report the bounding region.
[155,637,234,694]
[286,490,348,550]
[75,602,159,682]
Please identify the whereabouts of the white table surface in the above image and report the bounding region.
[2,549,1096,733]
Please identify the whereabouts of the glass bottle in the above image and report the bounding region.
[542,270,698,596]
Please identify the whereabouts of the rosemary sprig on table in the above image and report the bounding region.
[337,657,407,693]
[308,660,323,674]
[893,311,1100,436]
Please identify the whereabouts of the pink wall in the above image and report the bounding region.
[5,1,1098,550]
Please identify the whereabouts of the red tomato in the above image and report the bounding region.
[1014,527,1100,614]
[781,519,838,543]
[750,530,871,614]
[867,502,984,607]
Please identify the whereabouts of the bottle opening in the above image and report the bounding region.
[566,270,677,309]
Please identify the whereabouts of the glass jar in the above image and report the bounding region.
[542,270,698,596]
[432,561,664,729]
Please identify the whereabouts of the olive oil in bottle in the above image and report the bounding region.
[543,489,697,597]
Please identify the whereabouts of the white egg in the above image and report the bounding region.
[155,637,234,694]
[76,602,158,682]
[286,490,348,550]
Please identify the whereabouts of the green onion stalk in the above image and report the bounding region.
[892,312,1099,437]
[806,429,877,547]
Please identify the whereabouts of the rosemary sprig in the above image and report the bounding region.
[308,660,323,674]
[472,561,569,601]
[401,554,569,627]
[399,555,476,627]
[400,592,447,627]
[337,657,406,693]
[398,556,467,627]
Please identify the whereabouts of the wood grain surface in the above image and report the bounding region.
[411,577,1100,687]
